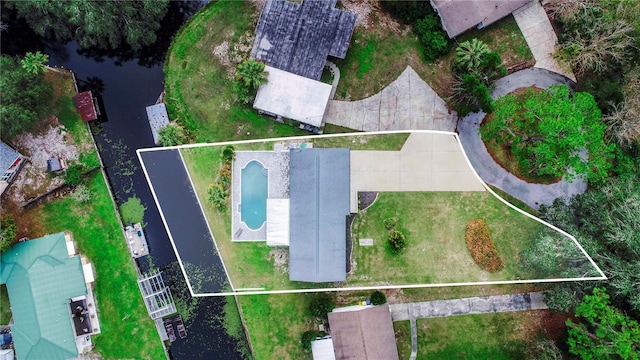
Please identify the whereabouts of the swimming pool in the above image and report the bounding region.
[240,160,268,230]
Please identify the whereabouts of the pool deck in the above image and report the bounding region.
[232,150,290,241]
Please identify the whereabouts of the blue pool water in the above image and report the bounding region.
[241,161,268,230]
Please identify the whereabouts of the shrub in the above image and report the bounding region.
[64,163,84,186]
[301,330,321,351]
[414,15,450,61]
[208,183,228,211]
[379,1,436,24]
[222,145,236,163]
[383,217,397,230]
[71,184,92,204]
[218,162,232,187]
[464,219,504,272]
[371,291,387,305]
[309,298,334,318]
[158,122,187,146]
[120,196,146,224]
[387,229,407,254]
[0,215,17,252]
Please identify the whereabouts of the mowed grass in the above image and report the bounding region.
[30,172,166,359]
[335,14,533,101]
[240,293,316,360]
[164,1,307,142]
[350,192,544,285]
[416,311,544,359]
[393,320,413,360]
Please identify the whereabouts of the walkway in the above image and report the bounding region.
[325,60,340,100]
[458,68,587,210]
[513,1,576,82]
[323,66,457,132]
[391,292,547,360]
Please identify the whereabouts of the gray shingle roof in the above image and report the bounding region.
[251,0,357,80]
[1,142,21,174]
[288,148,350,283]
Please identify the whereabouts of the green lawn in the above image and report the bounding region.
[164,1,308,142]
[335,14,533,101]
[394,320,413,360]
[350,192,545,285]
[240,293,321,360]
[416,311,544,359]
[33,173,165,359]
[0,284,11,324]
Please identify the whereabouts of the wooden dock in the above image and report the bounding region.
[124,223,149,258]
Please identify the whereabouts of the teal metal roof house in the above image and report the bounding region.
[0,233,89,360]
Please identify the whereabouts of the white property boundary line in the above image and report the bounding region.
[137,130,607,297]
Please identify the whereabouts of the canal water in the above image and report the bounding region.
[1,2,247,359]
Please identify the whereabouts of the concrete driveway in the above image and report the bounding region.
[350,132,485,211]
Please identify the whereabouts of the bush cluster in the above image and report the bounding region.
[370,290,387,305]
[464,219,504,272]
[64,163,85,186]
[208,146,235,211]
[384,216,407,254]
[414,15,450,61]
[300,330,325,351]
[309,297,335,318]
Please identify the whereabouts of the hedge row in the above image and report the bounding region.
[465,219,504,272]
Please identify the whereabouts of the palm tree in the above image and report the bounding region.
[21,51,49,75]
[235,58,268,90]
[454,39,490,72]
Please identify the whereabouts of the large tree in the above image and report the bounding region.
[481,84,614,183]
[566,288,640,359]
[0,55,53,140]
[7,0,169,50]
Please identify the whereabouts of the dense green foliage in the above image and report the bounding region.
[0,55,53,140]
[379,0,436,24]
[541,170,640,315]
[119,196,146,224]
[208,151,233,211]
[308,297,334,318]
[64,163,84,186]
[371,290,387,305]
[0,215,17,252]
[567,288,640,359]
[7,0,169,50]
[158,122,187,146]
[481,85,613,183]
[414,15,450,61]
[451,39,505,114]
[387,229,407,254]
[300,330,323,351]
[234,58,269,104]
[21,51,49,75]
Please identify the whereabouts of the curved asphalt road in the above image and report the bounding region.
[457,68,586,210]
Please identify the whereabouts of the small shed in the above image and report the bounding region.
[47,157,64,172]
[72,91,98,122]
[253,66,332,128]
[311,337,336,360]
[146,103,170,145]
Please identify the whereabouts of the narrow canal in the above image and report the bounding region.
[1,2,247,359]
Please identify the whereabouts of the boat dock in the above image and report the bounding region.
[146,103,169,145]
[124,223,149,258]
[163,315,187,342]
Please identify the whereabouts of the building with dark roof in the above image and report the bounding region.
[288,148,350,283]
[251,0,357,80]
[327,305,399,360]
[431,0,531,38]
[0,141,25,195]
[0,232,99,360]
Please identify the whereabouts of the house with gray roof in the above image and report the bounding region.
[251,0,357,130]
[251,0,357,80]
[0,232,100,360]
[431,0,532,38]
[289,148,350,283]
[0,141,25,195]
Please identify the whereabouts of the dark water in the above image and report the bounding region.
[1,2,246,359]
[139,149,229,294]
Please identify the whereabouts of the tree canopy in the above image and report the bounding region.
[234,58,268,104]
[7,0,170,50]
[567,288,640,359]
[481,85,614,183]
[0,55,53,140]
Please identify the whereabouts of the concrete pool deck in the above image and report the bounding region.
[232,150,289,241]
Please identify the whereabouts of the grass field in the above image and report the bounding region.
[0,285,11,324]
[414,311,544,359]
[335,14,533,101]
[164,1,308,142]
[393,320,413,360]
[350,192,545,285]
